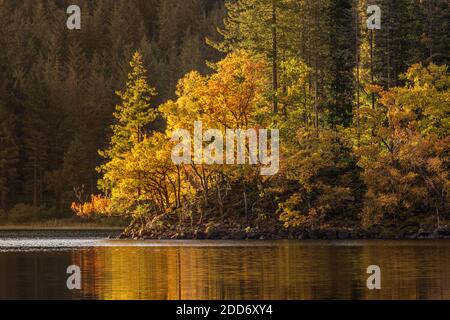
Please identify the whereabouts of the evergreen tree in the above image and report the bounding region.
[326,0,356,127]
[213,0,292,113]
[99,52,158,190]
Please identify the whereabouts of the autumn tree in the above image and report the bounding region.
[160,50,271,222]
[279,129,360,229]
[358,64,450,228]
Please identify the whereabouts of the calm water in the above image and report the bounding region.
[0,231,449,300]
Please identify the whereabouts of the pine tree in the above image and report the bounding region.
[179,30,205,75]
[99,51,158,180]
[326,0,356,127]
[22,56,63,207]
[417,0,450,65]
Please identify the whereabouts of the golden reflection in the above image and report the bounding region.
[71,241,450,300]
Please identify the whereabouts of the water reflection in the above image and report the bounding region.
[0,240,449,300]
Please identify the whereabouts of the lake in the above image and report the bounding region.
[0,231,449,300]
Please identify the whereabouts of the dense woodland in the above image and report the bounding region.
[0,0,449,238]
[0,0,225,221]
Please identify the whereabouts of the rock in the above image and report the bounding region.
[309,229,337,240]
[417,231,431,239]
[419,224,435,233]
[395,232,406,239]
[325,230,338,240]
[400,223,420,236]
[415,224,436,239]
[205,223,222,239]
[236,231,246,240]
[429,232,439,239]
[298,232,309,240]
[194,230,205,240]
[184,231,194,239]
[405,232,418,240]
[433,225,450,238]
[337,231,351,240]
[309,230,320,239]
[245,232,253,239]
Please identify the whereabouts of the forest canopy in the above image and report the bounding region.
[0,0,449,238]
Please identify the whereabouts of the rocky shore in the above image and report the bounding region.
[117,222,450,241]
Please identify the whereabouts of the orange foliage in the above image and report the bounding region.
[71,195,111,218]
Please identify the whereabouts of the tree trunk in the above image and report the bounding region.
[33,160,37,207]
[243,182,248,224]
[314,68,319,130]
[272,0,278,114]
[370,30,375,110]
[355,0,360,144]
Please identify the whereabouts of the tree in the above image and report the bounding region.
[358,64,450,228]
[159,50,270,220]
[102,51,158,158]
[212,0,293,114]
[0,0,226,216]
[279,129,359,229]
[0,103,19,209]
[98,51,158,212]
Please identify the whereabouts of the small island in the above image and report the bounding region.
[0,0,448,242]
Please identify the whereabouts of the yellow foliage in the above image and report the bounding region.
[357,64,450,227]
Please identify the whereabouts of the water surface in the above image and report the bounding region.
[0,231,449,300]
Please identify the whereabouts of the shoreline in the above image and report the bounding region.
[1,225,449,241]
[0,226,124,231]
[0,230,449,241]
[115,236,450,241]
[117,225,450,241]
